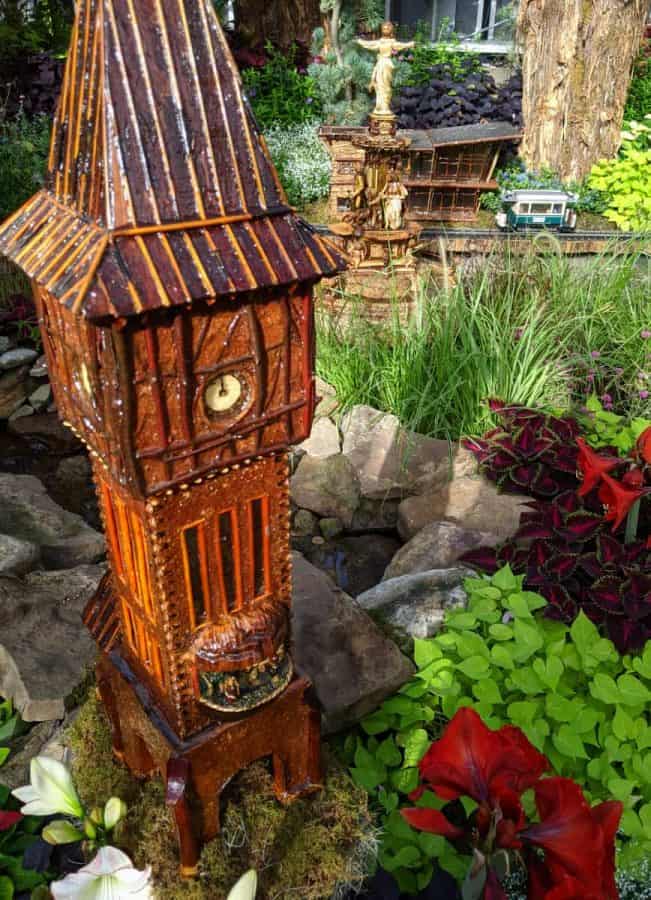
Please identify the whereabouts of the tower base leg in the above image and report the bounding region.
[96,656,323,875]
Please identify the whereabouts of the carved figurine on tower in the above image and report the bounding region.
[0,0,345,875]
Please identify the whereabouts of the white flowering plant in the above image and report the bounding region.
[12,756,127,854]
[264,123,331,210]
[50,846,152,899]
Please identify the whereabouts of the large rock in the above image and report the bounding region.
[357,567,473,639]
[291,552,414,733]
[0,474,104,568]
[341,405,452,499]
[298,417,341,459]
[0,565,106,720]
[397,477,530,542]
[290,454,360,527]
[384,520,496,581]
[0,534,40,576]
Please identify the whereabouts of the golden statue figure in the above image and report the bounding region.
[356,22,414,116]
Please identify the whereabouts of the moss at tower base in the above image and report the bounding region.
[67,693,376,899]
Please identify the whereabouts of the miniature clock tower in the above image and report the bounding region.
[0,0,344,873]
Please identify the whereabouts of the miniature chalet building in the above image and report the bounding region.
[0,0,343,772]
[321,120,521,222]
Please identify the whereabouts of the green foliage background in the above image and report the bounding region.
[0,113,50,223]
[342,567,651,895]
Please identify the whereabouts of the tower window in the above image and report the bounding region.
[217,509,241,612]
[249,496,270,600]
[182,522,210,628]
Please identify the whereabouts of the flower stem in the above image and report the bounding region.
[625,498,641,545]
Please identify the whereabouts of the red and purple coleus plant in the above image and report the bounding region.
[462,404,651,653]
[462,402,581,501]
[401,708,622,900]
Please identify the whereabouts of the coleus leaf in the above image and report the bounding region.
[559,513,603,543]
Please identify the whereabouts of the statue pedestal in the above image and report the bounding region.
[368,111,397,137]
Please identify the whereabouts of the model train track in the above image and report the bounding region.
[418,228,647,241]
[312,224,646,242]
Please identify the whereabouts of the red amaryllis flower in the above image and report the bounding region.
[598,472,650,532]
[0,810,22,830]
[636,426,651,465]
[528,865,603,900]
[575,438,619,496]
[400,806,465,840]
[412,708,549,806]
[622,467,645,488]
[520,778,622,900]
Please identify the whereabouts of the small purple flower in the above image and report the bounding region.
[587,373,595,382]
[514,327,524,341]
[590,350,601,359]
[614,367,624,377]
[640,390,650,400]
[641,330,651,339]
[601,393,612,403]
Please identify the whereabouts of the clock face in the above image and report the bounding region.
[204,373,249,417]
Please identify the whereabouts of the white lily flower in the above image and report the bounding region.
[227,869,258,900]
[50,847,152,899]
[12,757,83,818]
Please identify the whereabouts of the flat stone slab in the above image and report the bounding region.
[357,567,473,639]
[0,565,105,721]
[0,348,38,371]
[0,473,104,568]
[291,552,414,733]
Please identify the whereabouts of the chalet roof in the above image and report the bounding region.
[404,121,522,149]
[320,121,521,149]
[0,0,344,320]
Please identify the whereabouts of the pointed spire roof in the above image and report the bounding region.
[0,0,343,319]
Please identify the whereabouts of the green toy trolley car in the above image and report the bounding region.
[496,190,578,232]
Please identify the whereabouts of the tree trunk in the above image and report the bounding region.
[517,0,649,181]
[234,0,321,49]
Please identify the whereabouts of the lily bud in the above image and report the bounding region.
[103,796,127,830]
[227,870,258,900]
[84,817,97,840]
[90,807,104,825]
[42,819,85,845]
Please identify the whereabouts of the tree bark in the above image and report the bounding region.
[233,0,321,49]
[517,0,649,181]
